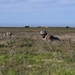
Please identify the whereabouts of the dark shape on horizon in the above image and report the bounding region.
[25,26,30,28]
[66,26,69,28]
[37,26,42,28]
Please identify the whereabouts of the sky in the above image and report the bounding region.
[0,0,75,27]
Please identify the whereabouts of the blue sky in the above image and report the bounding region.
[0,0,75,27]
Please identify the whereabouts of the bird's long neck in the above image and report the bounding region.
[42,34,47,38]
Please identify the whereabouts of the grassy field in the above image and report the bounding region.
[0,27,75,75]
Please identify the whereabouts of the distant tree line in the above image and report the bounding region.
[66,26,69,28]
[25,26,30,28]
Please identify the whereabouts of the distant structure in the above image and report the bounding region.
[40,30,61,41]
[45,26,48,28]
[37,26,42,28]
[66,26,69,29]
[25,26,30,28]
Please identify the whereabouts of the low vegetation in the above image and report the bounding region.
[0,27,75,75]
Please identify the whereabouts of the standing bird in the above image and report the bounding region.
[40,30,61,41]
[3,32,12,37]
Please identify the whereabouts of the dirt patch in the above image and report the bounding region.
[56,34,75,41]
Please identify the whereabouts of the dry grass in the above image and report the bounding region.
[0,27,75,75]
